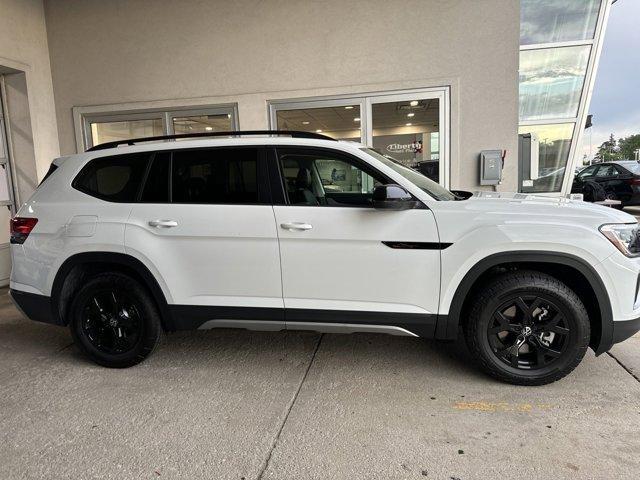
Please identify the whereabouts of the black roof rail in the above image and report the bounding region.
[86,130,336,151]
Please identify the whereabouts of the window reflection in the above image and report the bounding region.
[172,114,233,135]
[276,106,361,141]
[519,123,574,193]
[520,0,601,45]
[90,119,164,147]
[519,46,590,121]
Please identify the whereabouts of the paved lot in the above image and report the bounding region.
[1,288,639,480]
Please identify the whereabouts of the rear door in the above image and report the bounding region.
[125,146,284,329]
[271,146,441,337]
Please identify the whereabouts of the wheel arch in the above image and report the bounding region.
[50,252,175,331]
[438,251,613,355]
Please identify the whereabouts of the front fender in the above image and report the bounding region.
[435,250,614,356]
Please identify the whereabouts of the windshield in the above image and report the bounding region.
[361,148,457,201]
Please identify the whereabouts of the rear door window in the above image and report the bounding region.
[140,152,170,203]
[73,153,150,202]
[171,147,263,204]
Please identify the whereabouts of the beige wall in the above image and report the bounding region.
[0,0,60,284]
[44,0,519,191]
[0,0,59,188]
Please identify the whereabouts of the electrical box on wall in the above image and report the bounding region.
[479,150,503,185]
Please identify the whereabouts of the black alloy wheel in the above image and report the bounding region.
[80,289,142,355]
[69,273,161,368]
[487,295,570,370]
[464,271,590,385]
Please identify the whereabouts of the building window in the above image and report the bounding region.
[518,0,606,194]
[82,105,239,149]
[269,88,450,188]
[90,118,164,147]
[520,0,601,45]
[519,45,591,122]
[276,104,361,141]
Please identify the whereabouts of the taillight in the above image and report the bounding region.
[627,178,640,186]
[10,217,38,245]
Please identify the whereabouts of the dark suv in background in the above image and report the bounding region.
[572,161,640,207]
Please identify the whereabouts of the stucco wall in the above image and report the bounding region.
[0,0,60,284]
[44,0,519,191]
[0,0,59,187]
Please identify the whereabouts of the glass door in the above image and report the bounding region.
[367,90,447,187]
[0,76,16,286]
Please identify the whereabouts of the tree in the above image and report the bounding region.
[595,134,622,162]
[618,134,640,160]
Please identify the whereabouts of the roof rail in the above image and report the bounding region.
[86,130,336,151]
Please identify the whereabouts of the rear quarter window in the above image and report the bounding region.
[73,153,150,202]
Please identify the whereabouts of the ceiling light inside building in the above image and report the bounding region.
[405,123,412,126]
[345,106,354,110]
[302,121,310,125]
[316,129,323,133]
[410,100,419,107]
[227,114,231,118]
[354,117,360,122]
[205,126,213,131]
[407,113,415,118]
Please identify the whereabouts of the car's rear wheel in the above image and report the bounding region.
[464,271,590,386]
[69,273,161,368]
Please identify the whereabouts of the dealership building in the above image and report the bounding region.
[0,0,613,284]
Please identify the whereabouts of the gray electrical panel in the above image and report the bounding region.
[480,150,502,185]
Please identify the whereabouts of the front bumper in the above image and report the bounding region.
[9,289,61,326]
[612,316,640,345]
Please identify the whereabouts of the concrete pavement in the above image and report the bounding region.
[1,288,639,479]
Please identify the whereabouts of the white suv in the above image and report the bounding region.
[9,131,640,385]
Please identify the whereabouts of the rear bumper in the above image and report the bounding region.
[9,289,61,326]
[612,316,640,345]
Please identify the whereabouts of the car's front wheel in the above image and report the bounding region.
[464,271,590,386]
[69,272,161,368]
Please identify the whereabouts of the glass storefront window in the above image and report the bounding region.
[371,99,440,182]
[518,123,574,193]
[520,0,601,45]
[90,119,164,146]
[519,45,590,121]
[276,105,361,141]
[172,114,233,135]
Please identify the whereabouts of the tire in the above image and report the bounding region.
[69,272,161,368]
[464,271,590,386]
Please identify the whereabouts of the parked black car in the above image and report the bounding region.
[571,161,640,206]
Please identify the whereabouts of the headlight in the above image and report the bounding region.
[600,223,640,257]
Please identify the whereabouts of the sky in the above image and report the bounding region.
[584,0,640,159]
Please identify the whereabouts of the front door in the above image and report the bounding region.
[125,146,284,329]
[271,146,441,337]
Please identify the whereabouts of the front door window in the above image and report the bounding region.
[277,148,385,207]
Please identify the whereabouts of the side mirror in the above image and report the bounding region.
[372,184,418,210]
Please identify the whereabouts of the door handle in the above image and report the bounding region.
[148,220,178,228]
[280,222,313,231]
